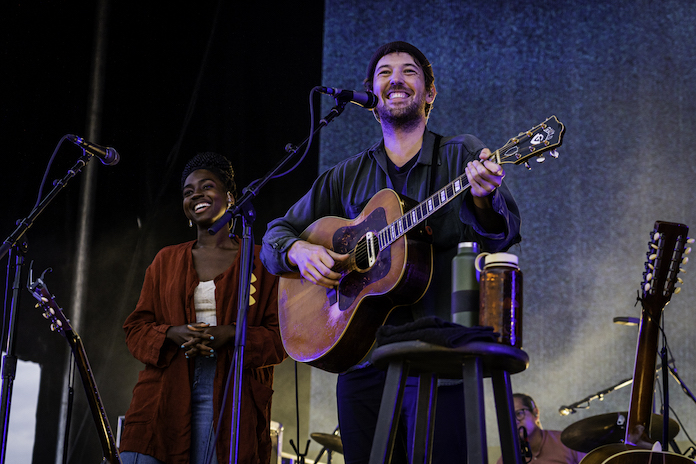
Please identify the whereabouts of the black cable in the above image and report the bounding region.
[518,426,532,463]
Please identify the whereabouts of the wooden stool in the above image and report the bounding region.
[367,340,529,464]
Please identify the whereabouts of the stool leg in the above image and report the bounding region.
[491,370,521,464]
[462,357,488,464]
[411,373,437,464]
[369,360,409,464]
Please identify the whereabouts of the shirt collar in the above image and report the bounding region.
[370,128,436,170]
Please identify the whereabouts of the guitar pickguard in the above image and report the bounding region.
[332,207,390,310]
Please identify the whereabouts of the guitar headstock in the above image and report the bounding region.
[495,115,566,167]
[642,221,692,316]
[27,267,73,337]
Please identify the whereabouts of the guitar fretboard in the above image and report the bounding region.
[377,173,470,250]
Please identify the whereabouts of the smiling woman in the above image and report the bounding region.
[119,152,286,464]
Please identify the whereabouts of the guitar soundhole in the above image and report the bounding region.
[354,232,379,271]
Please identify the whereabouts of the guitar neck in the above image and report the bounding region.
[626,308,663,442]
[376,115,564,250]
[377,171,471,250]
[27,276,121,464]
[625,221,689,446]
[68,332,122,464]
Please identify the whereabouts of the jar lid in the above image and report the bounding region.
[458,242,479,253]
[484,252,519,267]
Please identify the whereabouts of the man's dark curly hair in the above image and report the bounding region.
[180,152,237,199]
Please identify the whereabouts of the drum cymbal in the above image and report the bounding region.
[310,432,344,454]
[561,411,680,453]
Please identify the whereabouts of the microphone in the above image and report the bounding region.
[317,86,378,109]
[67,135,120,166]
[558,405,575,416]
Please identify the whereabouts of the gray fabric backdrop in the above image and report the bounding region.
[304,0,696,460]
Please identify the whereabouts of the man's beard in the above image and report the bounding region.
[376,92,427,131]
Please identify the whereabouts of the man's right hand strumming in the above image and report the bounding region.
[287,240,348,288]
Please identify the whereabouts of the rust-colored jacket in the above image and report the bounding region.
[121,239,286,463]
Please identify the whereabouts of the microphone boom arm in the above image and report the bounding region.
[558,358,692,416]
[0,152,94,261]
[559,376,634,416]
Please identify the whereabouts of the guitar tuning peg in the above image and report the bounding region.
[677,277,684,284]
[56,320,62,327]
[644,282,651,292]
[685,247,692,255]
[42,312,50,319]
[648,263,655,270]
[674,287,682,294]
[549,150,559,158]
[646,272,653,282]
[683,256,689,265]
[653,232,661,241]
[679,267,687,274]
[687,238,695,244]
[524,162,531,170]
[50,324,57,332]
[536,155,546,163]
[649,253,658,261]
[650,243,659,250]
[41,296,49,303]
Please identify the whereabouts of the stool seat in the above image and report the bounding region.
[368,340,529,464]
[371,340,529,379]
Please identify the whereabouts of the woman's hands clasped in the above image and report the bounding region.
[167,322,236,358]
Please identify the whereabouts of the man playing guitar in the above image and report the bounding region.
[261,41,521,463]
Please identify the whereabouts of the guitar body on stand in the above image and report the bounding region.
[279,116,565,373]
[581,221,693,464]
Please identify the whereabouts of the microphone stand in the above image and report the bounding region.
[558,360,695,416]
[0,152,95,464]
[207,100,349,464]
[558,376,634,416]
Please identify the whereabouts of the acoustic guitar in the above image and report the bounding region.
[28,269,121,464]
[580,221,692,463]
[279,116,565,373]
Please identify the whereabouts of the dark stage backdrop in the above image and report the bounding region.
[1,1,324,463]
[309,0,696,461]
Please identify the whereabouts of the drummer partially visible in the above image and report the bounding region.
[498,393,586,464]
